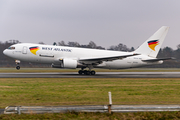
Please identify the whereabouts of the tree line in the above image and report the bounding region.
[0,40,179,68]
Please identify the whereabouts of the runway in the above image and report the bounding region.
[1,72,180,78]
[0,109,4,114]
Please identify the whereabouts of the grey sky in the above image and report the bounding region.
[0,0,180,49]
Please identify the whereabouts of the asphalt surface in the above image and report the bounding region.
[0,109,4,114]
[1,72,180,78]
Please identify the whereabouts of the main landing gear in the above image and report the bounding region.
[78,65,96,75]
[15,60,21,70]
[78,70,96,75]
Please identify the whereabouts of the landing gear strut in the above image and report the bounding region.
[15,60,21,70]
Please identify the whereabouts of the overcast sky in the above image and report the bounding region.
[0,0,180,49]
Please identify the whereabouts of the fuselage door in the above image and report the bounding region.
[22,46,27,54]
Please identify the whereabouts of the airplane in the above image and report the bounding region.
[3,26,173,75]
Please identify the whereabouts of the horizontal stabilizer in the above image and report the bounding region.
[142,57,175,62]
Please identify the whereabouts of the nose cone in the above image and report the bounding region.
[3,49,7,55]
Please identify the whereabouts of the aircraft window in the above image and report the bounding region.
[8,47,15,50]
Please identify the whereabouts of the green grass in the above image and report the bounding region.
[1,78,180,108]
[1,68,180,73]
[1,77,180,119]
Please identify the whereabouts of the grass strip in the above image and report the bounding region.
[1,112,180,119]
[1,78,180,108]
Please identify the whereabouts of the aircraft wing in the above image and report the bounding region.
[79,53,139,64]
[142,57,175,62]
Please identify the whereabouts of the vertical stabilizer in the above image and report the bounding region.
[135,26,169,58]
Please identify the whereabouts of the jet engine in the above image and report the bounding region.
[52,58,77,69]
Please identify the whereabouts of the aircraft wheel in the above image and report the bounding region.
[86,71,91,75]
[90,70,96,75]
[16,66,20,70]
[84,70,87,75]
[78,70,83,75]
[84,70,90,75]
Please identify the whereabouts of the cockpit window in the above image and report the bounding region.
[8,47,15,50]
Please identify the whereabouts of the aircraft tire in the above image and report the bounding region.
[78,70,83,75]
[16,66,20,70]
[90,70,96,75]
[84,70,91,75]
[84,70,87,75]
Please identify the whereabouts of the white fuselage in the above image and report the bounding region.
[3,43,162,69]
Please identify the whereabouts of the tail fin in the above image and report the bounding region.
[134,26,169,58]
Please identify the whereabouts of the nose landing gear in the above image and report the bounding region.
[16,66,20,70]
[15,60,21,70]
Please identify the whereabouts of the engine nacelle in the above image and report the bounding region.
[52,59,77,69]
